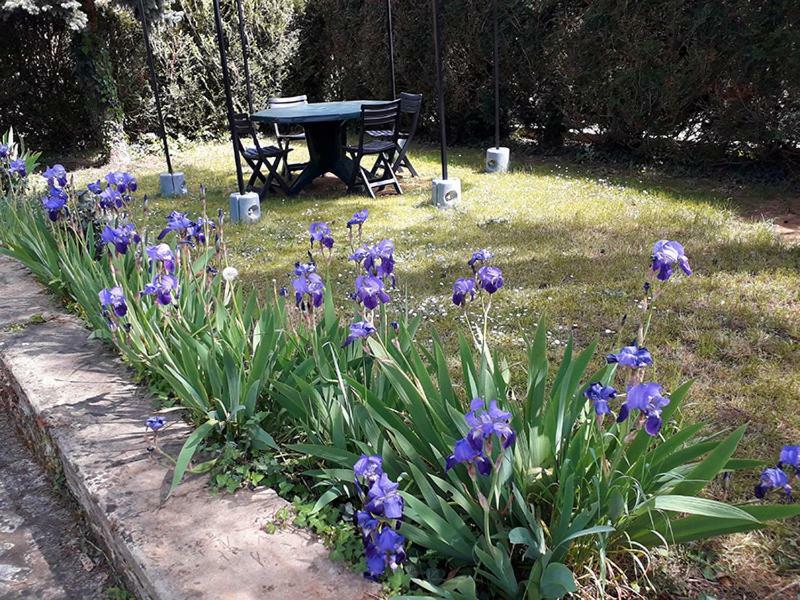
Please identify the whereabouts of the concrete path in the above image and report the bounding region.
[0,409,112,599]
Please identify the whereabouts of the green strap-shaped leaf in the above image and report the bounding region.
[169,420,216,493]
[670,425,745,496]
[539,562,577,599]
[629,504,800,547]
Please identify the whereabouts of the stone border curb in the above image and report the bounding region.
[0,256,378,600]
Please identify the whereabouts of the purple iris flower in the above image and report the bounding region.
[754,467,792,499]
[347,209,368,229]
[356,509,379,538]
[468,248,494,269]
[292,273,325,308]
[445,438,492,475]
[354,454,383,485]
[101,224,140,255]
[98,186,123,210]
[350,241,396,285]
[364,473,404,519]
[364,527,406,580]
[617,382,670,436]
[344,321,376,347]
[42,187,67,221]
[465,398,516,449]
[651,240,692,281]
[141,274,179,306]
[446,398,515,475]
[606,342,653,368]
[293,261,317,276]
[146,243,176,273]
[584,382,616,416]
[355,275,391,310]
[779,445,800,469]
[98,286,127,318]
[87,180,103,194]
[0,144,8,158]
[185,217,215,245]
[145,416,166,431]
[158,211,194,240]
[9,159,26,177]
[349,246,370,264]
[452,277,476,307]
[105,171,137,193]
[477,266,504,294]
[309,221,334,249]
[42,164,67,187]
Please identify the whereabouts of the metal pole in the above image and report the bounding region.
[234,0,253,115]
[138,0,173,174]
[493,0,500,149]
[386,0,397,99]
[212,0,245,195]
[431,0,448,180]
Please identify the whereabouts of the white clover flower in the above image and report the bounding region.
[222,266,239,282]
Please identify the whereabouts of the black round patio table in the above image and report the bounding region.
[251,100,385,195]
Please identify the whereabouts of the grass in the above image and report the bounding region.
[66,139,800,596]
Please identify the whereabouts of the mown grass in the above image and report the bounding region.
[68,139,800,596]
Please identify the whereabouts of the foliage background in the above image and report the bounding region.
[1,0,798,166]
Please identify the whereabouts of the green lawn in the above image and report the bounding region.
[69,140,800,595]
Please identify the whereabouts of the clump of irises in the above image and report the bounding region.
[754,446,799,501]
[353,455,406,580]
[585,240,692,436]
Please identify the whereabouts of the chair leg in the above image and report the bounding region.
[401,155,419,178]
[263,155,290,195]
[392,144,418,178]
[360,166,377,199]
[383,153,402,195]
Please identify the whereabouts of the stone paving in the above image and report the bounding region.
[0,409,112,599]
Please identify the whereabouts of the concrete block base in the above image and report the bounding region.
[432,178,461,208]
[229,192,261,224]
[159,172,186,197]
[485,147,510,173]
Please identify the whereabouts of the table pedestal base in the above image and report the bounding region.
[288,121,355,195]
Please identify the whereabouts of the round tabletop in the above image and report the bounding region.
[250,100,386,125]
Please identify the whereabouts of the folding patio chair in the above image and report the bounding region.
[268,95,308,176]
[366,92,422,177]
[345,100,402,199]
[232,113,291,198]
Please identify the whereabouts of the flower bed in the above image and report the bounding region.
[1,138,798,598]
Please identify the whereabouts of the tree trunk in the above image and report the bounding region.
[73,0,130,165]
